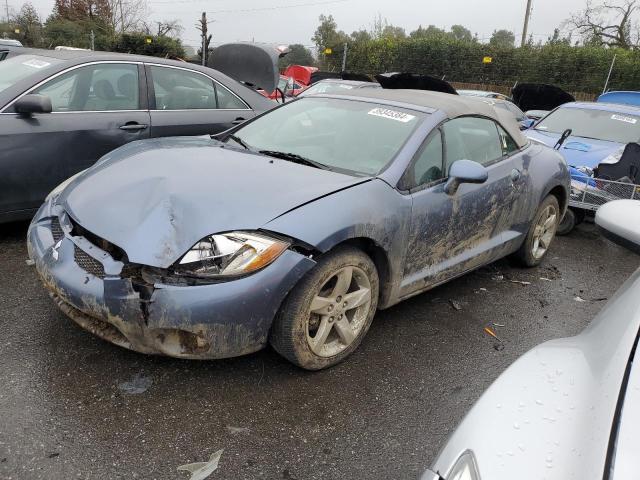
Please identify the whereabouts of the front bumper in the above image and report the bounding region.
[28,204,316,359]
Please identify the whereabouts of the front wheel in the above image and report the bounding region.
[270,246,379,370]
[513,195,560,267]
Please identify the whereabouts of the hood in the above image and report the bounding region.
[526,129,622,168]
[375,72,458,95]
[283,65,318,86]
[208,43,287,93]
[512,83,576,111]
[60,137,368,268]
[431,266,640,480]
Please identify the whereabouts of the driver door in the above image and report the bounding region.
[399,117,523,298]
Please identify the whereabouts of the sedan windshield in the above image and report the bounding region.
[229,97,423,175]
[0,55,62,94]
[535,107,640,143]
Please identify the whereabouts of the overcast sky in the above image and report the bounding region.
[20,0,586,50]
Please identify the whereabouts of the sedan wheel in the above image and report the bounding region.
[270,246,379,370]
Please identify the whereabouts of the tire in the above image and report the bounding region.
[270,246,379,370]
[513,195,560,267]
[556,208,576,236]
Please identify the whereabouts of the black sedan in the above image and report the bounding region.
[0,48,274,222]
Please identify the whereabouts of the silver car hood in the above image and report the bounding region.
[429,266,640,480]
[60,137,368,268]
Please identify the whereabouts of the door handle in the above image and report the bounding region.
[231,117,246,125]
[510,168,522,182]
[119,123,148,131]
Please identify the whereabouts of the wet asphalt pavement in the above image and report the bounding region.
[1,220,638,480]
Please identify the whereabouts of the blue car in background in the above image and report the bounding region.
[526,102,640,169]
[598,91,640,107]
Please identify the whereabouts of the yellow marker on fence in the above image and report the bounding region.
[324,48,333,55]
[483,56,493,64]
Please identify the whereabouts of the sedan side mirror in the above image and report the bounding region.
[15,94,52,115]
[595,199,640,255]
[444,160,489,195]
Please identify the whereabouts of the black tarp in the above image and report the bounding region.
[511,83,575,111]
[374,73,458,94]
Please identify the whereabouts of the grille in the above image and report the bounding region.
[74,246,105,278]
[51,217,64,243]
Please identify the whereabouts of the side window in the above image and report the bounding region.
[216,83,248,109]
[32,63,139,112]
[497,124,520,156]
[442,117,503,169]
[151,66,216,110]
[409,129,443,188]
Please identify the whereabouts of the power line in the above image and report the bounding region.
[148,0,349,11]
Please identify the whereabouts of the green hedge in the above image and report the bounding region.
[333,38,640,95]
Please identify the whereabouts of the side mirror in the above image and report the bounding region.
[15,94,52,115]
[595,199,640,255]
[444,160,488,195]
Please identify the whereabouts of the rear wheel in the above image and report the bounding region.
[556,208,576,236]
[513,195,560,267]
[270,246,379,370]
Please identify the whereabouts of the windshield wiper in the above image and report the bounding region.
[227,134,254,151]
[259,150,329,170]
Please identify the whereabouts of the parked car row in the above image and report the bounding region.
[3,42,638,480]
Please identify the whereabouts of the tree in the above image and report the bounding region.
[546,28,572,45]
[489,29,515,48]
[13,3,44,47]
[142,19,182,37]
[312,14,348,69]
[567,0,639,49]
[350,29,371,43]
[409,24,448,40]
[450,24,474,42]
[279,44,316,68]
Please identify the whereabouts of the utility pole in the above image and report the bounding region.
[119,0,125,33]
[197,12,211,66]
[341,42,348,72]
[5,0,9,24]
[90,29,95,50]
[520,0,533,47]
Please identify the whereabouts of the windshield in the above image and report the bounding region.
[535,107,640,143]
[229,97,424,175]
[0,55,62,94]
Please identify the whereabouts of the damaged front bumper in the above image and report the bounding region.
[27,203,316,360]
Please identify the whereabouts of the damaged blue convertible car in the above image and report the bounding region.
[28,90,569,370]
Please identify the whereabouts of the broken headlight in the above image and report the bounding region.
[174,232,289,279]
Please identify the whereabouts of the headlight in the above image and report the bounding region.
[174,231,289,278]
[45,169,86,203]
[446,451,481,480]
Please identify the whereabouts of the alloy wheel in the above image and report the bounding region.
[531,204,558,259]
[306,266,372,357]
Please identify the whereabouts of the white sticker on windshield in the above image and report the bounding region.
[611,114,637,124]
[368,107,415,123]
[22,59,50,69]
[338,84,354,89]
